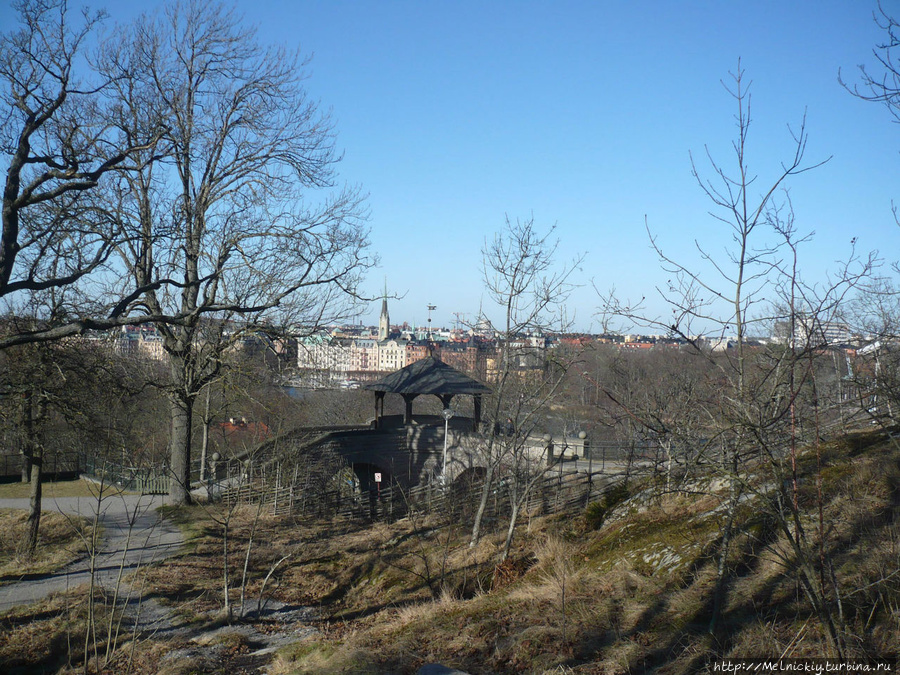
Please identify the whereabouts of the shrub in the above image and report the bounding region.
[584,483,630,530]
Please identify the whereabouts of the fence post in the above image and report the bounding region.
[273,464,280,515]
[555,461,562,511]
[290,465,299,514]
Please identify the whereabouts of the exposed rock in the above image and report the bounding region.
[641,545,684,575]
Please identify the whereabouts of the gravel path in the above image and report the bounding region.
[0,494,183,612]
[0,494,323,671]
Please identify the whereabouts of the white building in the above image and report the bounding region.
[793,317,853,347]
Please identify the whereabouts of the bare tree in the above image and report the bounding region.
[96,1,371,504]
[841,3,900,134]
[468,216,583,551]
[842,4,900,427]
[2,0,371,503]
[602,65,873,655]
[0,338,139,554]
[0,1,165,348]
[599,347,715,494]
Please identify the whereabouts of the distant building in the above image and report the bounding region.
[378,292,390,341]
[295,297,498,381]
[351,338,378,372]
[437,339,481,378]
[377,338,407,371]
[770,316,848,347]
[406,342,429,365]
[108,325,167,361]
[787,316,853,347]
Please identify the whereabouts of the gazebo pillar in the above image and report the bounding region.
[437,393,454,409]
[401,393,418,425]
[473,394,482,431]
[373,391,385,428]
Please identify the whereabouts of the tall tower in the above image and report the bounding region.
[378,284,390,341]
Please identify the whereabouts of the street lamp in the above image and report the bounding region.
[428,304,437,340]
[441,407,455,483]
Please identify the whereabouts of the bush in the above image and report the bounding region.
[584,483,630,530]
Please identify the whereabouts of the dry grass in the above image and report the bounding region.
[0,509,93,581]
[0,586,114,673]
[3,434,900,674]
[0,477,133,500]
[393,590,459,626]
[264,439,900,673]
[0,591,76,672]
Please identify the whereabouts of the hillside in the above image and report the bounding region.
[1,431,898,674]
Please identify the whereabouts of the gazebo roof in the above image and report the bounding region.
[364,356,491,396]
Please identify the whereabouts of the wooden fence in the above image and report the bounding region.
[81,457,171,495]
[218,464,623,527]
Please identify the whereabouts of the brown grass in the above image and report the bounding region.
[0,509,93,581]
[0,586,114,673]
[260,438,900,673]
[3,435,900,674]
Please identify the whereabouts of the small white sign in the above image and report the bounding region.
[374,473,382,483]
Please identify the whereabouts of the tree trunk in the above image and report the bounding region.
[500,498,521,562]
[665,440,673,494]
[20,453,31,483]
[776,493,846,658]
[168,394,194,505]
[21,390,43,554]
[709,466,740,636]
[25,446,43,555]
[20,392,34,483]
[199,385,211,483]
[222,519,232,623]
[469,465,494,548]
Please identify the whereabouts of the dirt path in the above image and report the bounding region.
[0,495,324,671]
[0,494,182,612]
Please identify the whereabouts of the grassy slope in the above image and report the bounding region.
[1,434,898,674]
[0,478,116,584]
[268,431,900,674]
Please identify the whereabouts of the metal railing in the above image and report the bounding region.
[0,451,84,480]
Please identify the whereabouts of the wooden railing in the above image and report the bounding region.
[218,465,623,526]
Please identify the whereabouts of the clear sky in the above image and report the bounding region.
[4,1,899,333]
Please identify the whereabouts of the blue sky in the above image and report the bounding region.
[4,1,899,333]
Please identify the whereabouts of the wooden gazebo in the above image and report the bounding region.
[364,356,491,431]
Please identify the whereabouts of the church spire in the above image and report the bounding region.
[378,280,390,341]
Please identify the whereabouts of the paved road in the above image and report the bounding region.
[0,494,183,612]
